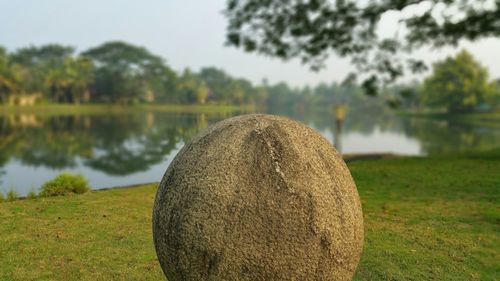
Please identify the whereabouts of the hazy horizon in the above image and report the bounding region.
[2,0,500,87]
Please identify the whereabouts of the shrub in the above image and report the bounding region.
[40,173,91,197]
[6,189,18,202]
[27,189,38,199]
[0,192,4,203]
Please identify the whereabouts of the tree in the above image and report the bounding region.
[234,78,257,105]
[82,41,176,103]
[43,57,94,103]
[177,69,210,104]
[10,44,74,67]
[67,57,94,103]
[495,79,500,108]
[0,47,23,103]
[198,67,234,102]
[228,81,245,105]
[9,44,77,100]
[422,50,496,113]
[197,67,259,105]
[224,0,500,94]
[266,82,297,111]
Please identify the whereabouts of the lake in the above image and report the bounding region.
[1,109,499,196]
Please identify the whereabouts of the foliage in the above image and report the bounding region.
[0,151,499,279]
[43,57,94,103]
[176,69,210,104]
[0,47,23,103]
[26,189,38,199]
[224,0,500,92]
[6,189,18,202]
[10,44,78,97]
[1,41,498,112]
[1,44,94,105]
[0,191,4,202]
[40,172,90,197]
[422,50,497,113]
[1,41,389,110]
[0,42,267,106]
[82,41,176,104]
[378,80,423,110]
[10,44,74,66]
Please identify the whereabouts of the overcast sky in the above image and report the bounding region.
[2,0,499,87]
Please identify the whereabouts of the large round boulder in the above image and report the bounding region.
[153,114,363,281]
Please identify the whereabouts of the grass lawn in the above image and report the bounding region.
[0,151,498,280]
[0,103,253,116]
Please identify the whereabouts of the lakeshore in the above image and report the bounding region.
[398,110,500,127]
[1,150,498,280]
[0,104,254,116]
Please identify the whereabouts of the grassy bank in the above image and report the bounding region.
[0,103,254,116]
[0,151,498,280]
[399,110,500,127]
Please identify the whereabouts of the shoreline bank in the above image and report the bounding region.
[0,103,255,115]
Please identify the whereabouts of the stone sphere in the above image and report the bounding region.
[153,114,363,281]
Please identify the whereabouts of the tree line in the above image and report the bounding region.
[0,41,380,110]
[1,41,499,113]
[385,50,500,113]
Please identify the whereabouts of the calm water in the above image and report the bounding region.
[1,110,499,195]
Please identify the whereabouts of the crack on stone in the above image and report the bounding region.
[252,117,290,192]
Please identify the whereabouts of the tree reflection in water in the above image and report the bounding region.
[0,112,229,175]
[279,107,500,155]
[0,110,498,192]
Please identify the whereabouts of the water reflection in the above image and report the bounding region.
[0,110,498,194]
[289,109,500,155]
[399,118,500,154]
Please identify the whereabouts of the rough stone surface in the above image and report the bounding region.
[153,114,364,281]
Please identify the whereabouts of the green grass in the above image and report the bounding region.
[5,189,19,202]
[351,150,499,280]
[26,189,38,200]
[0,151,498,280]
[0,103,254,116]
[0,184,162,281]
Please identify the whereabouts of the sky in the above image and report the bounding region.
[1,0,500,87]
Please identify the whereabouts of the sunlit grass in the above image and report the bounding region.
[0,151,498,280]
[351,149,500,280]
[0,103,254,116]
[0,183,163,281]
